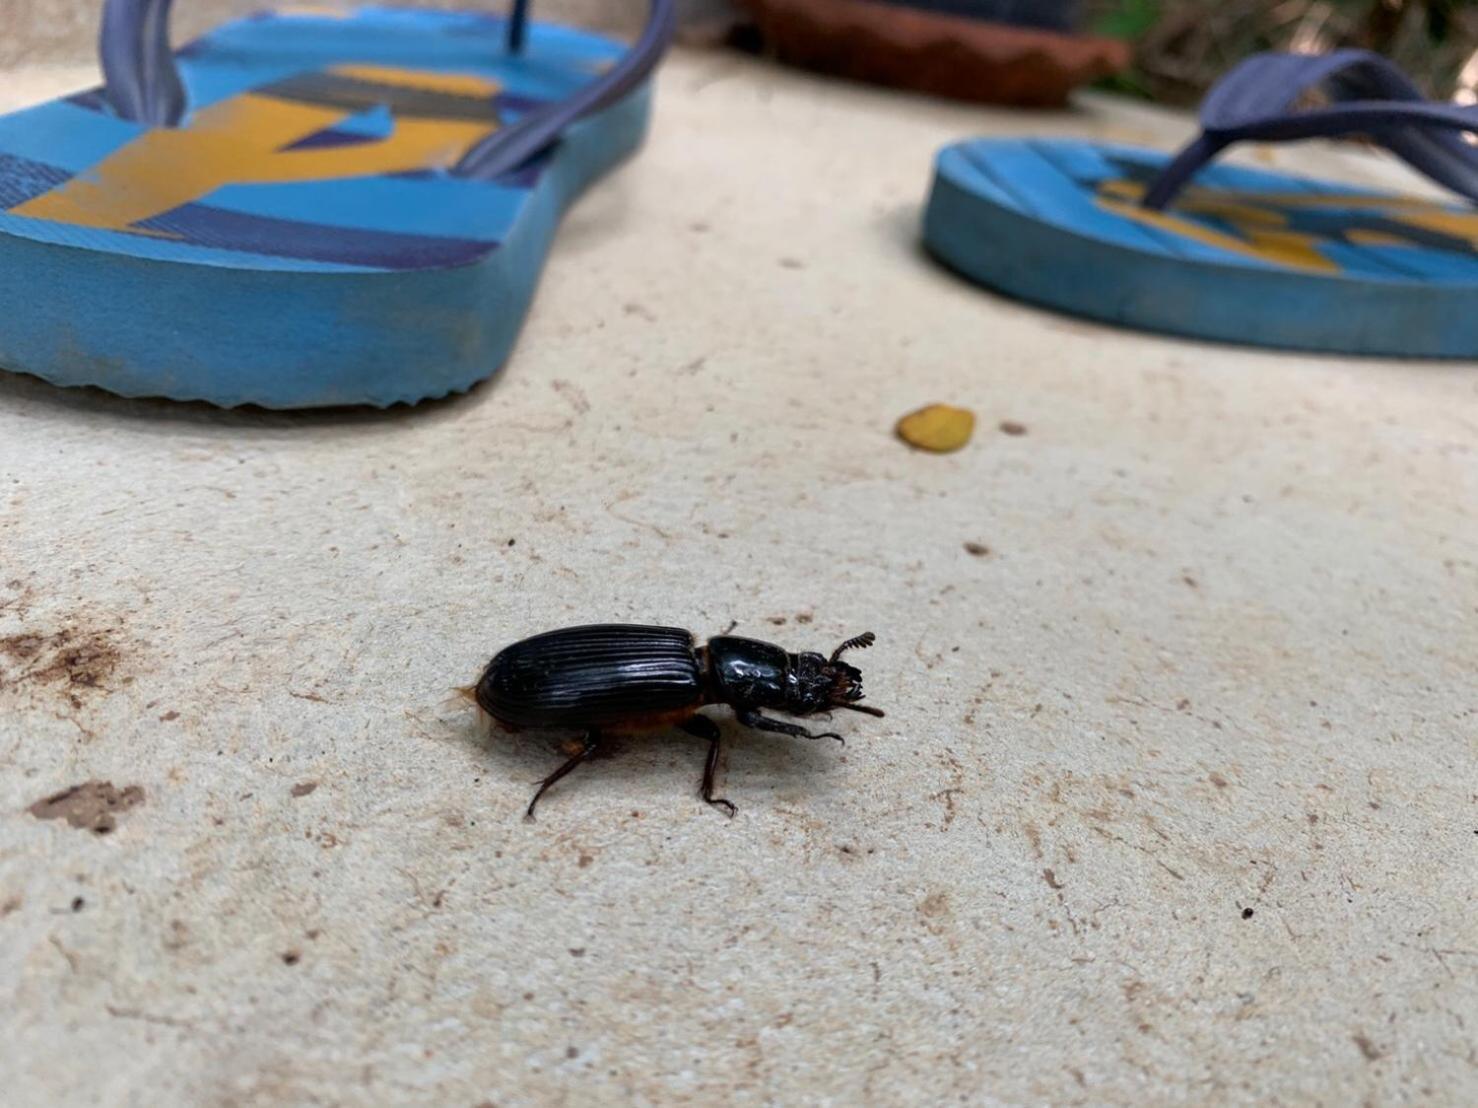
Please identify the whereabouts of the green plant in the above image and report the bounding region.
[1086,0,1478,104]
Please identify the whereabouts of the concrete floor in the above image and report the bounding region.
[1,48,1476,1107]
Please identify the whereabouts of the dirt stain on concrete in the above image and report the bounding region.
[0,622,126,709]
[28,781,145,835]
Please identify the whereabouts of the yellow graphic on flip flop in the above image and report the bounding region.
[1097,176,1478,273]
[14,65,505,233]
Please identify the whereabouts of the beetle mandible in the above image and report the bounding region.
[472,624,884,818]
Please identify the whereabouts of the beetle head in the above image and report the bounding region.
[790,632,884,718]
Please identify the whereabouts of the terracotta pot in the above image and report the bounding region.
[738,0,1130,107]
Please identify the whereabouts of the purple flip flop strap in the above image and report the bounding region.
[98,0,675,180]
[1142,49,1478,210]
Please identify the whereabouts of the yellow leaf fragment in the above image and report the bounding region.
[895,403,976,453]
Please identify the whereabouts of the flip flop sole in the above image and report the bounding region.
[0,8,652,407]
[925,138,1478,358]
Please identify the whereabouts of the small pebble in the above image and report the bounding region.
[896,404,975,453]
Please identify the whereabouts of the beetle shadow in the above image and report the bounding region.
[462,710,845,815]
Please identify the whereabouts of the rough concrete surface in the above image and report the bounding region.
[1,46,1476,1108]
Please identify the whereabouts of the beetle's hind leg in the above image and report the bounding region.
[526,730,602,820]
[679,715,736,818]
[735,709,843,744]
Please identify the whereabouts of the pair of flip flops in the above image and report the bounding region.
[0,11,1473,410]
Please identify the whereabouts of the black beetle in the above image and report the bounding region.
[472,625,884,818]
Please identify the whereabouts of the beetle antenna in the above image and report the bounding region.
[835,701,885,718]
[830,631,876,664]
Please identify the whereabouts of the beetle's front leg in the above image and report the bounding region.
[526,729,602,820]
[679,715,736,817]
[735,709,843,744]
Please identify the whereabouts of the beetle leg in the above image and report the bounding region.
[679,716,736,817]
[702,735,737,818]
[525,730,601,820]
[735,709,844,745]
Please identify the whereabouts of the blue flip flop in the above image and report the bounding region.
[0,0,673,407]
[923,50,1478,358]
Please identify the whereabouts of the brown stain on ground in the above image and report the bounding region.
[0,622,126,708]
[917,890,951,935]
[28,781,145,834]
[930,751,966,832]
[550,379,591,415]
